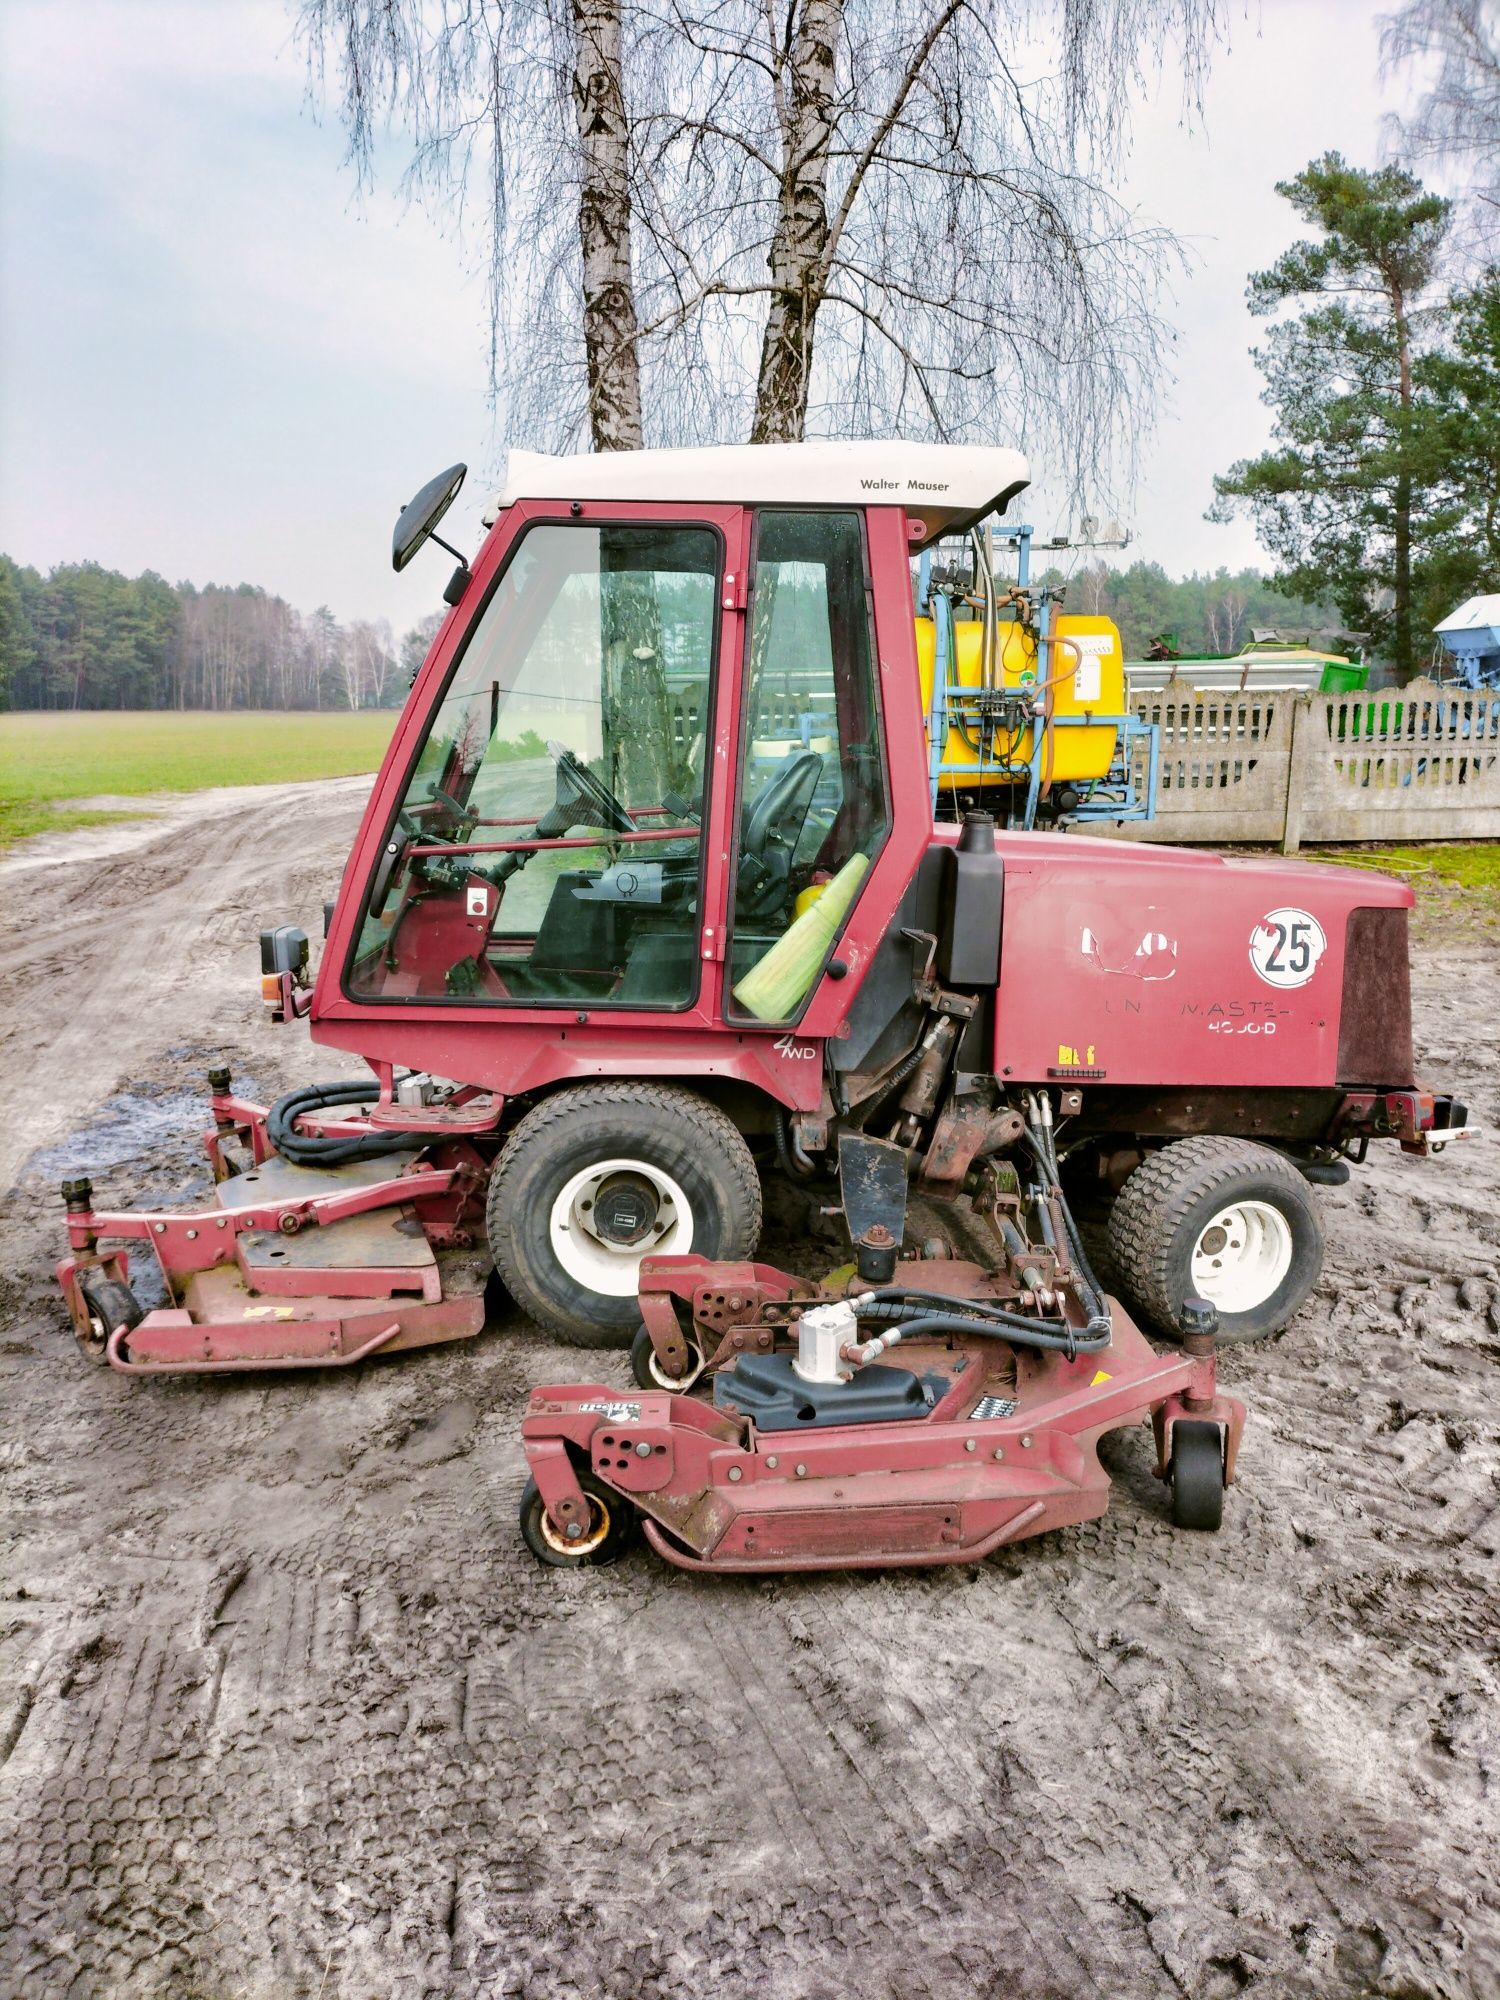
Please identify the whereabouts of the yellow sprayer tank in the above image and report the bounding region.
[914,613,1125,788]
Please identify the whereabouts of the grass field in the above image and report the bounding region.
[0,710,397,846]
[1306,840,1500,930]
[5,715,1500,926]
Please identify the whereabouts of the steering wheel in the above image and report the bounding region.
[546,740,635,836]
[737,751,824,921]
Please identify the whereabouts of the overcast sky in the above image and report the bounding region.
[0,0,1426,637]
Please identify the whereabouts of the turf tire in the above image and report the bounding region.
[486,1082,761,1347]
[1106,1135,1322,1344]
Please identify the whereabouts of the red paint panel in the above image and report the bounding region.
[989,831,1412,1088]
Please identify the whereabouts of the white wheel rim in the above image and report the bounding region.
[548,1156,695,1298]
[1189,1199,1293,1314]
[647,1341,706,1391]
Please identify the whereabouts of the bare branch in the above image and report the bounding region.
[818,0,964,278]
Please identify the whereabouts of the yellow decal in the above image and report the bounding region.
[1056,1043,1097,1066]
[1090,1370,1113,1386]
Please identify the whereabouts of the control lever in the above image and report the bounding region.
[900,926,938,984]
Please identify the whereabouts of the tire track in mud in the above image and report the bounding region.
[1,796,1499,1995]
[0,775,371,1193]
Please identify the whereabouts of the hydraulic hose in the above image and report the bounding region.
[1018,1091,1113,1335]
[850,1306,1110,1359]
[865,1036,927,1114]
[836,1032,926,1122]
[849,1273,1111,1359]
[838,1086,1116,1363]
[856,1284,1058,1320]
[266,1081,420,1168]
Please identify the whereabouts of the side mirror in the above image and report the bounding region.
[260,926,309,978]
[393,463,467,574]
[259,925,311,1024]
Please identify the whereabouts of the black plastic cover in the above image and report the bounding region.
[938,814,1004,986]
[838,1132,909,1281]
[260,926,309,977]
[714,1351,936,1430]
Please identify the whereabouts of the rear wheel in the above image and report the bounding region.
[487,1083,761,1347]
[518,1471,637,1567]
[1107,1136,1322,1344]
[1168,1421,1225,1531]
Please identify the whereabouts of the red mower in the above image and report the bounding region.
[57,442,1469,1383]
[519,1308,1241,1572]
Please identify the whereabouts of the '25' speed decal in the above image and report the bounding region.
[1249,908,1327,989]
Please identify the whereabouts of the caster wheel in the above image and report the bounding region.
[76,1271,144,1345]
[1169,1420,1225,1531]
[519,1471,637,1568]
[630,1321,706,1392]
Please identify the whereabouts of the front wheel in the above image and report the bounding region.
[487,1083,762,1347]
[518,1471,637,1567]
[1106,1136,1323,1344]
[1168,1421,1225,1531]
[630,1320,707,1391]
[75,1270,144,1345]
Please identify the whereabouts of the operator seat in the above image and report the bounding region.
[736,751,823,923]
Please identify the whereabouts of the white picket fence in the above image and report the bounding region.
[1106,678,1500,850]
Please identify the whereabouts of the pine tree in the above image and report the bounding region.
[1210,155,1452,678]
[1416,267,1500,637]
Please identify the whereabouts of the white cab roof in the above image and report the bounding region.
[484,440,1030,547]
[1435,594,1500,633]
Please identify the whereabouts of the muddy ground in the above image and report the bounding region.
[1,782,1497,2000]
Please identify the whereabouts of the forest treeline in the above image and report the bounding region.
[1056,561,1339,663]
[0,549,1339,713]
[0,554,443,712]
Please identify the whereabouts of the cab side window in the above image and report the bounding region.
[728,511,889,1022]
[347,523,719,1009]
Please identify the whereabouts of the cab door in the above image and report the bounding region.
[721,508,895,1029]
[333,502,749,1024]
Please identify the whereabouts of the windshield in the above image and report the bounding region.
[348,521,720,1008]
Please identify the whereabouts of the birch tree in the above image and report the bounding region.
[612,0,1221,479]
[573,0,645,447]
[298,0,1225,498]
[1383,0,1500,241]
[296,0,646,452]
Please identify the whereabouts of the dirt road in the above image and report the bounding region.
[2,785,1497,1999]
